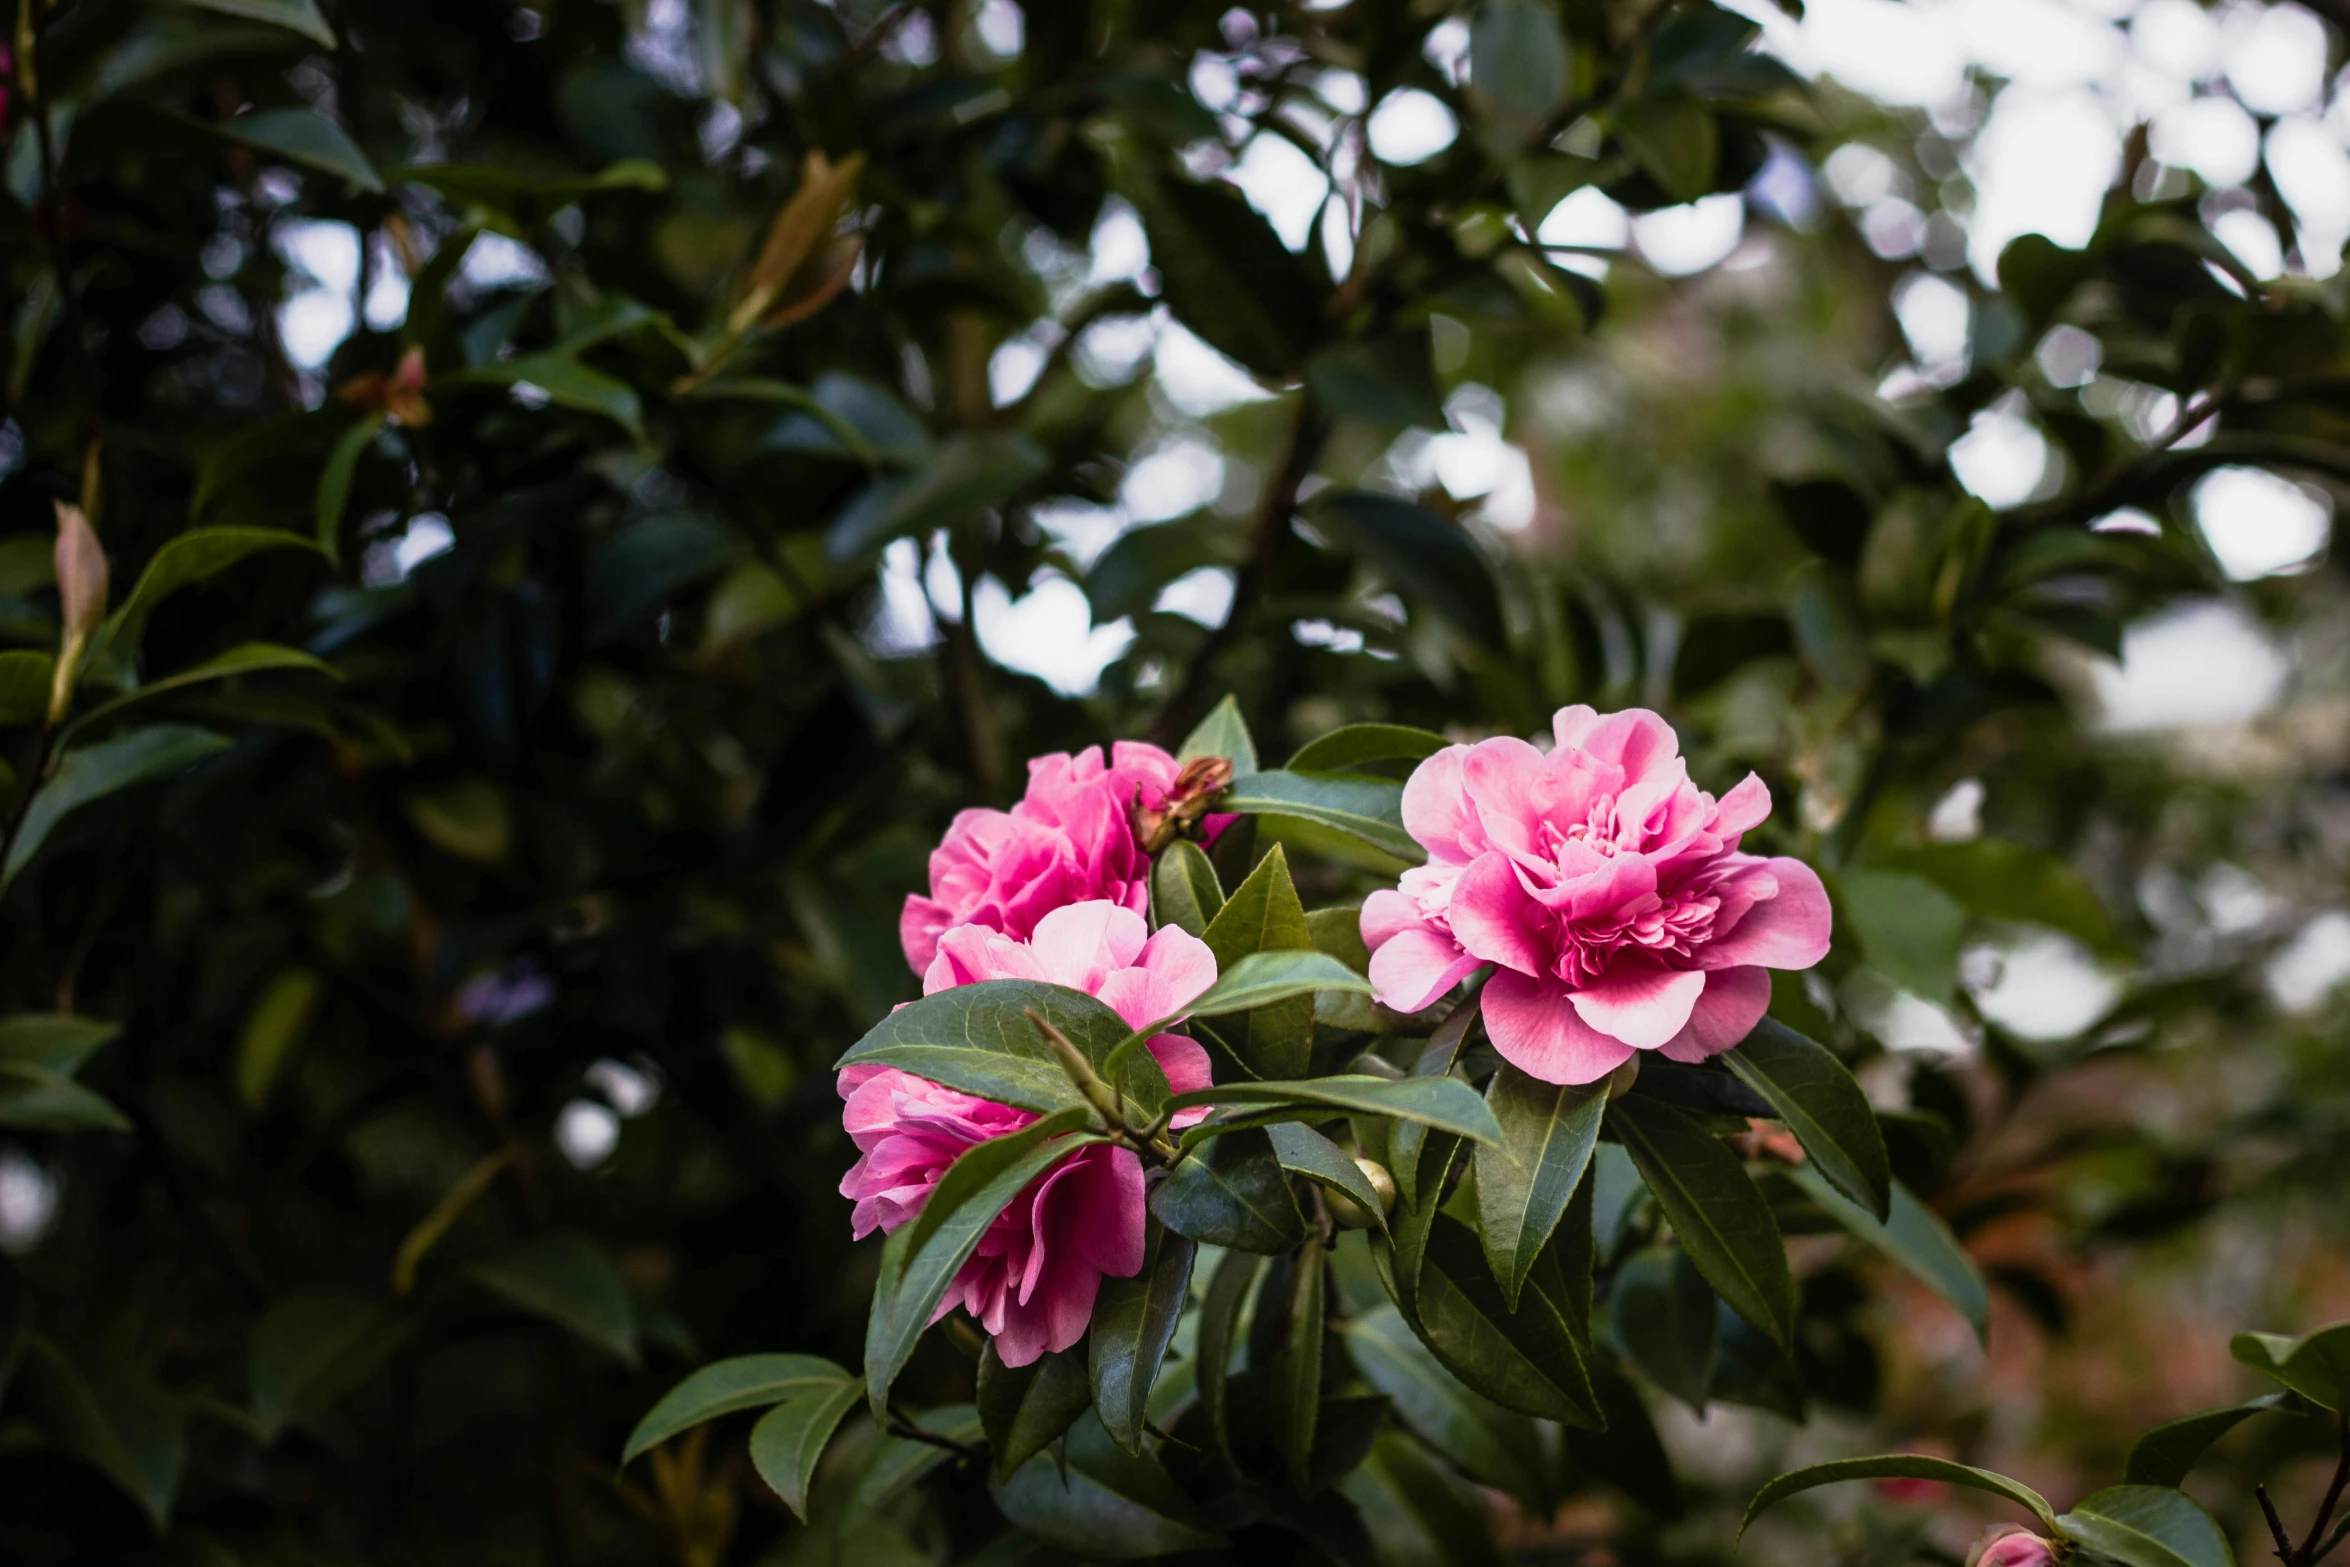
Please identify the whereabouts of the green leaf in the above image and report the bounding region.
[25,1335,185,1526]
[1839,869,1968,1004]
[2232,1323,2350,1412]
[179,0,337,47]
[1305,334,1447,429]
[1743,1456,2058,1537]
[1475,1065,1606,1308]
[1151,1128,1306,1252]
[0,1061,132,1131]
[1221,771,1417,862]
[1468,0,1571,150]
[1199,845,1316,1079]
[65,643,339,742]
[1391,1006,1478,1207]
[992,1412,1226,1559]
[1345,1304,1552,1511]
[1876,839,2120,956]
[315,412,384,563]
[0,1013,121,1075]
[1381,1129,1462,1316]
[1134,177,1324,379]
[467,1233,641,1367]
[1268,1120,1390,1237]
[825,432,1049,562]
[235,967,322,1110]
[5,726,232,888]
[2124,1395,2286,1487]
[455,354,645,439]
[841,1403,984,1527]
[1178,693,1258,775]
[1791,1167,1989,1345]
[249,1292,407,1442]
[1174,1074,1501,1146]
[1352,1430,1508,1567]
[2056,1486,2235,1567]
[835,979,1135,1115]
[1275,1247,1326,1491]
[1609,1096,1794,1350]
[747,1378,865,1521]
[1308,491,1504,648]
[1407,1216,1601,1427]
[978,1343,1092,1483]
[867,1111,1107,1413]
[100,526,325,662]
[215,108,385,193]
[1183,948,1374,1020]
[1151,839,1223,938]
[0,650,56,727]
[1286,724,1450,773]
[1090,1230,1196,1454]
[622,1353,853,1465]
[1723,1020,1891,1220]
[1615,95,1718,204]
[1306,906,1382,1031]
[1196,1248,1260,1472]
[1608,1248,1718,1411]
[1566,1370,1683,1519]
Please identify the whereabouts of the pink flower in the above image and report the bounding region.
[900,742,1196,974]
[1361,705,1831,1086]
[840,901,1216,1366]
[1966,1526,2059,1567]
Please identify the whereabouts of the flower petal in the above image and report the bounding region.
[1658,966,1772,1063]
[1699,856,1831,971]
[1401,745,1483,862]
[1567,964,1707,1050]
[1446,852,1553,975]
[1367,926,1484,1013]
[1482,969,1639,1085]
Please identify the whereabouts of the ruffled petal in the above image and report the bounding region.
[1658,965,1772,1063]
[1445,852,1552,975]
[1481,969,1639,1085]
[1566,964,1707,1050]
[1367,927,1484,1013]
[1698,856,1831,971]
[1400,745,1482,862]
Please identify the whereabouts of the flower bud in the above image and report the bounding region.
[48,501,108,726]
[1967,1525,2061,1567]
[1353,1157,1397,1213]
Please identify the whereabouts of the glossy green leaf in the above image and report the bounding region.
[1743,1455,2058,1537]
[0,1062,132,1132]
[1839,869,1968,1004]
[2124,1395,2285,1486]
[1608,1248,1718,1412]
[1305,334,1447,429]
[1391,1004,1479,1206]
[1468,0,1570,149]
[2056,1486,2235,1567]
[2232,1322,2350,1412]
[24,1335,186,1527]
[315,412,384,562]
[249,1292,407,1441]
[100,527,325,661]
[1615,94,1718,204]
[1407,1215,1601,1427]
[1877,838,2121,957]
[1182,948,1374,1020]
[1174,1074,1501,1146]
[1475,1065,1605,1307]
[1792,1167,1989,1344]
[978,1343,1092,1483]
[1199,845,1316,1079]
[1286,724,1450,773]
[1381,1131,1461,1315]
[841,1403,984,1527]
[1350,1430,1508,1567]
[182,0,337,46]
[5,725,232,888]
[0,1014,121,1075]
[1307,491,1504,648]
[1723,1020,1891,1219]
[1221,771,1417,862]
[1609,1096,1794,1350]
[467,1232,641,1367]
[1134,177,1323,379]
[457,355,645,439]
[867,1110,1104,1412]
[991,1411,1226,1559]
[835,979,1135,1115]
[747,1378,865,1520]
[1275,1246,1326,1491]
[65,643,338,742]
[216,109,385,193]
[1268,1120,1391,1237]
[825,432,1049,562]
[0,650,55,726]
[1090,1230,1196,1454]
[1179,693,1258,775]
[1151,838,1222,938]
[1151,1128,1305,1252]
[623,1353,852,1464]
[1346,1304,1551,1511]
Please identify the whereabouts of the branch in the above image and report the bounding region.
[2298,1415,2350,1567]
[2261,1486,2297,1566]
[1147,397,1328,747]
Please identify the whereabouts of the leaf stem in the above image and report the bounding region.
[2261,1485,2297,1565]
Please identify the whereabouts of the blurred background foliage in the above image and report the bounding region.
[2,0,2349,1560]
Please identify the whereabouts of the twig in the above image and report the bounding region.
[2298,1416,2350,1567]
[2260,1485,2296,1566]
[1147,398,1329,747]
[886,1406,982,1460]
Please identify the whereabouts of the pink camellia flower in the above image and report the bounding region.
[900,742,1201,974]
[1361,705,1831,1086]
[840,901,1215,1366]
[1966,1526,2060,1567]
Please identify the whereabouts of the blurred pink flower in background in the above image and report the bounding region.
[1965,1526,2058,1567]
[841,901,1214,1365]
[1362,705,1831,1085]
[899,741,1203,973]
